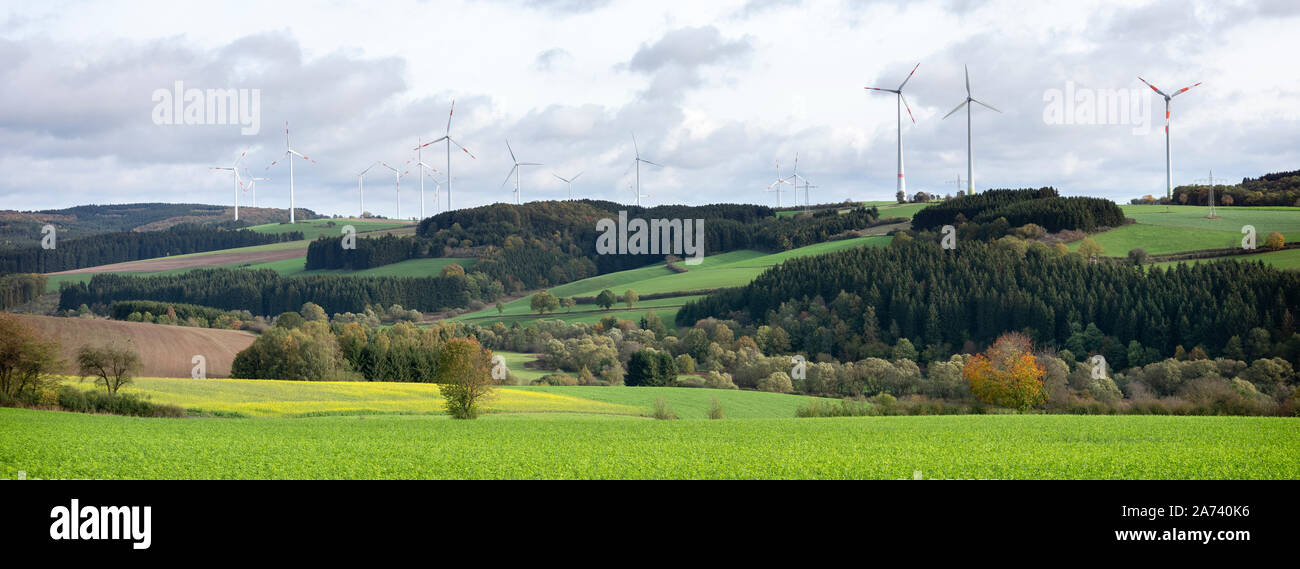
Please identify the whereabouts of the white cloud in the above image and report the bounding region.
[0,0,1297,217]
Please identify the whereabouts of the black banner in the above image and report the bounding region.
[1,480,1290,559]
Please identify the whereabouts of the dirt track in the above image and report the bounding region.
[16,315,257,378]
[48,247,306,275]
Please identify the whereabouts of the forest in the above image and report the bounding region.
[0,223,302,274]
[57,268,505,316]
[1168,169,1300,207]
[676,240,1300,365]
[308,200,881,291]
[911,187,1125,233]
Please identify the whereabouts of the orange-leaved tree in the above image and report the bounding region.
[963,332,1046,411]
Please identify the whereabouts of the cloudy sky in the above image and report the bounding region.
[2,0,1298,218]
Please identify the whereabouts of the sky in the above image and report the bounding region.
[2,0,1298,219]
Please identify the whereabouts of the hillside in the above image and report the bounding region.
[0,203,323,248]
[14,314,256,378]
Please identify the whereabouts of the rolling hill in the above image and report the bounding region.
[15,314,256,378]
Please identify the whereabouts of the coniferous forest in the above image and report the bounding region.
[677,241,1300,365]
[0,223,302,274]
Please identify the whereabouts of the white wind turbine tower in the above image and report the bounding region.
[866,62,919,197]
[379,161,410,220]
[627,134,662,206]
[1138,76,1201,200]
[411,137,440,218]
[765,159,792,207]
[419,168,445,214]
[501,139,542,204]
[210,149,247,221]
[785,153,816,207]
[942,65,1001,196]
[552,171,583,200]
[266,122,316,223]
[240,168,269,208]
[357,161,381,218]
[415,101,476,211]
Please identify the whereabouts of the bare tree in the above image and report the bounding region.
[76,342,142,395]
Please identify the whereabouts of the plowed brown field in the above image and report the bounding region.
[15,314,256,378]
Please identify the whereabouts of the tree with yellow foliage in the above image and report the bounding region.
[963,332,1047,411]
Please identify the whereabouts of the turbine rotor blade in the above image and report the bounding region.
[449,138,476,159]
[1138,76,1169,98]
[900,93,916,123]
[971,98,1002,113]
[1171,82,1202,98]
[639,158,663,168]
[501,165,518,187]
[964,65,971,96]
[865,87,898,93]
[942,100,970,119]
[897,62,920,91]
[553,173,569,183]
[571,171,583,182]
[506,139,516,163]
[446,100,455,135]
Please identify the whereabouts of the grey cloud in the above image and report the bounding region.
[534,47,573,71]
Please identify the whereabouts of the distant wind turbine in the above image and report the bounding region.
[266,122,316,223]
[942,65,1000,196]
[628,134,662,207]
[866,62,919,197]
[765,159,793,207]
[210,149,247,220]
[552,171,583,200]
[501,139,542,204]
[357,161,381,218]
[1138,76,1201,199]
[415,101,475,211]
[412,137,440,218]
[379,161,410,219]
[240,168,269,208]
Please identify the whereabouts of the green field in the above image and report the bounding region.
[3,409,1294,479]
[1073,205,1300,256]
[115,375,822,419]
[245,218,411,241]
[450,236,891,327]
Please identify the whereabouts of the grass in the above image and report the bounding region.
[1150,248,1300,272]
[513,385,829,420]
[3,410,1295,479]
[119,377,642,418]
[449,236,891,327]
[244,218,411,241]
[1073,205,1300,256]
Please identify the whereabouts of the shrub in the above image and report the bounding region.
[703,371,738,390]
[757,371,794,393]
[795,398,876,418]
[706,397,725,420]
[651,397,678,420]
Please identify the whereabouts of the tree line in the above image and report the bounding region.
[676,240,1300,364]
[1167,169,1300,207]
[0,223,302,274]
[911,187,1124,233]
[0,273,46,309]
[58,268,505,316]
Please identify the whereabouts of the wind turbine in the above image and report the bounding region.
[866,62,919,197]
[628,134,662,207]
[357,161,381,218]
[421,168,444,211]
[266,122,316,223]
[412,137,440,218]
[501,139,542,204]
[240,168,269,208]
[785,153,816,207]
[942,65,1000,196]
[1138,76,1201,200]
[379,161,410,220]
[415,100,475,211]
[552,171,583,200]
[210,149,247,220]
[765,159,793,207]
